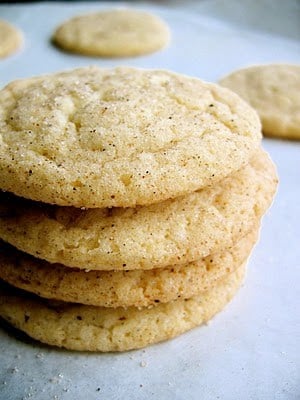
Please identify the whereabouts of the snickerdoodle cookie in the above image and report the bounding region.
[219,64,300,139]
[0,263,245,352]
[0,227,257,308]
[52,9,170,57]
[0,19,22,59]
[0,66,261,208]
[0,150,277,271]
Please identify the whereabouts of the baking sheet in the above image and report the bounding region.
[0,1,299,399]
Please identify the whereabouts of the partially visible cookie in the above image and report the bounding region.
[219,64,300,139]
[0,66,262,208]
[52,9,170,57]
[0,227,257,308]
[0,20,23,59]
[0,264,245,352]
[0,149,277,271]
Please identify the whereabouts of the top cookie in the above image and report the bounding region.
[0,19,23,59]
[0,66,261,208]
[219,64,300,140]
[52,9,170,57]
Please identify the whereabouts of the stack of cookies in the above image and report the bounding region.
[0,66,277,352]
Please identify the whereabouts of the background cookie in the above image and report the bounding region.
[52,9,170,57]
[0,20,23,58]
[0,66,261,208]
[0,149,277,270]
[0,264,245,352]
[219,64,300,140]
[0,227,257,308]
[0,19,22,59]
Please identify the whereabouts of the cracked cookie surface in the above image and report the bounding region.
[0,66,261,208]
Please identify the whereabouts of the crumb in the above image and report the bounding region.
[49,374,63,384]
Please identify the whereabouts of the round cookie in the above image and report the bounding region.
[0,66,262,208]
[0,227,257,308]
[52,9,170,57]
[219,64,300,140]
[0,149,277,271]
[0,264,245,352]
[0,20,22,59]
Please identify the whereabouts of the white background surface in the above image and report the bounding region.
[0,1,299,399]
